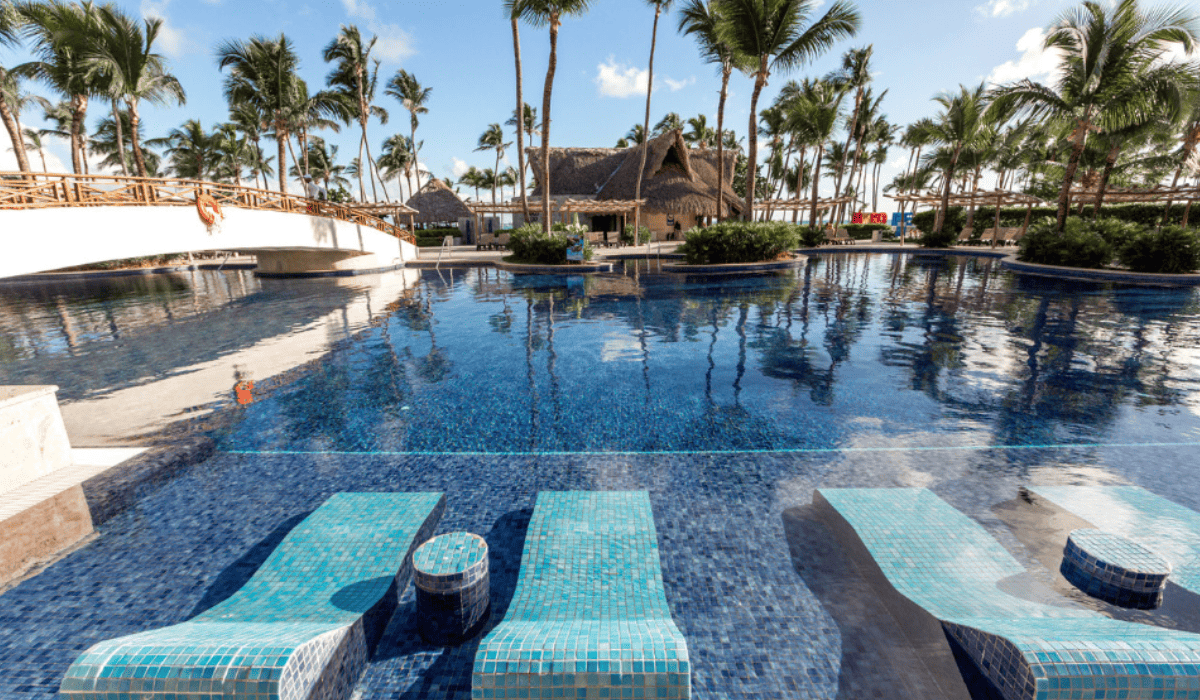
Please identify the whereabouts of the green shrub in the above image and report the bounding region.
[799,226,825,248]
[1118,226,1200,274]
[912,206,966,236]
[508,224,593,264]
[843,223,892,240]
[621,224,651,245]
[1089,218,1142,252]
[1019,217,1113,268]
[678,222,800,264]
[919,227,957,248]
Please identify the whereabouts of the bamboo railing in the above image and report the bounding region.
[0,172,416,244]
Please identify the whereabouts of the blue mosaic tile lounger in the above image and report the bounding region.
[1029,485,1200,595]
[815,488,1200,700]
[59,491,446,700]
[472,491,690,699]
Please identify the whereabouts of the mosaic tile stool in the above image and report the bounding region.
[816,488,1200,700]
[473,491,691,699]
[1029,485,1200,596]
[414,531,490,644]
[1061,529,1170,609]
[59,491,445,700]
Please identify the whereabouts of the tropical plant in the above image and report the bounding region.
[1118,224,1200,273]
[506,1,532,222]
[378,133,413,198]
[829,45,871,223]
[20,126,47,171]
[287,81,343,181]
[459,165,488,201]
[678,221,800,264]
[165,119,213,180]
[324,25,390,201]
[475,122,511,204]
[513,0,595,233]
[719,0,860,220]
[90,109,166,176]
[1019,216,1115,267]
[1,66,47,174]
[989,0,1198,232]
[217,34,304,193]
[653,111,682,135]
[384,68,430,203]
[921,84,992,234]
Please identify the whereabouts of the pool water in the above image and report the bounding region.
[2,253,1200,700]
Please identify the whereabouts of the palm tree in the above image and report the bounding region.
[287,82,342,181]
[475,122,511,204]
[459,166,487,201]
[15,0,106,174]
[1,67,47,174]
[679,0,745,221]
[507,101,539,150]
[923,84,991,234]
[1162,96,1200,224]
[684,113,715,146]
[217,34,303,193]
[514,0,595,233]
[989,0,1198,231]
[211,122,251,185]
[378,133,413,198]
[801,79,845,226]
[719,0,861,220]
[20,127,47,171]
[384,68,431,201]
[165,119,213,180]
[831,46,872,223]
[324,25,389,201]
[86,6,185,178]
[506,1,532,222]
[625,123,646,144]
[631,0,675,245]
[305,136,350,194]
[653,111,683,135]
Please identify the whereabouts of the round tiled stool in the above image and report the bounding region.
[1060,529,1171,609]
[413,532,490,644]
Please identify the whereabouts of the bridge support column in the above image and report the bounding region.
[252,250,402,277]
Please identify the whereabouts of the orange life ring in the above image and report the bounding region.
[196,194,222,225]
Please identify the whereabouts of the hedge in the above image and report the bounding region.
[678,222,800,264]
[912,202,1194,235]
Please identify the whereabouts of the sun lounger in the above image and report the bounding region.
[477,233,494,251]
[834,228,854,245]
[473,491,690,699]
[958,228,976,244]
[495,233,511,250]
[60,492,446,700]
[815,488,1200,700]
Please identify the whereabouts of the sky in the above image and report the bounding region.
[0,0,1116,210]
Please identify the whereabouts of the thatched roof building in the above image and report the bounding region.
[528,129,743,219]
[405,178,473,225]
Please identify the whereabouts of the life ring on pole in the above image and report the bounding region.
[196,194,222,225]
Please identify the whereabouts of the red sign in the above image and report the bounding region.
[870,213,888,225]
[850,212,864,224]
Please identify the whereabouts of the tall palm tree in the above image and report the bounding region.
[287,81,342,180]
[16,0,105,174]
[684,113,715,146]
[679,0,744,220]
[86,6,184,178]
[20,127,47,171]
[631,0,675,245]
[217,34,303,193]
[923,84,991,234]
[1163,96,1200,224]
[459,166,487,201]
[507,101,539,150]
[719,0,861,220]
[625,123,646,144]
[802,79,845,226]
[384,68,430,201]
[1,67,47,174]
[989,0,1198,231]
[831,45,872,223]
[653,111,683,135]
[475,122,511,204]
[324,25,389,201]
[515,0,595,233]
[506,1,532,222]
[165,119,213,180]
[379,133,415,199]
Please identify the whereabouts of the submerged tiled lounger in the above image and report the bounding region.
[473,491,690,699]
[60,492,446,700]
[1029,486,1200,595]
[815,488,1200,700]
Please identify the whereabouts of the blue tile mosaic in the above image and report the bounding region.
[1061,529,1170,609]
[473,491,689,699]
[415,533,490,645]
[817,487,1200,700]
[58,492,445,700]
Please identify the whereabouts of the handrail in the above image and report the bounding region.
[0,171,416,245]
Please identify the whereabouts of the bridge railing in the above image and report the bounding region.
[0,172,416,244]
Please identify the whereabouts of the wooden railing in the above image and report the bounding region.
[0,172,416,244]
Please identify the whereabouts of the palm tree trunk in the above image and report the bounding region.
[745,58,768,222]
[965,166,982,231]
[512,16,531,224]
[300,128,310,177]
[809,145,825,228]
[128,101,149,178]
[110,98,129,177]
[493,149,500,205]
[363,131,389,201]
[356,134,367,200]
[634,5,662,246]
[1,94,32,176]
[934,145,961,234]
[716,62,731,221]
[540,12,561,234]
[1093,141,1121,219]
[276,127,289,193]
[1056,120,1090,232]
[70,95,88,175]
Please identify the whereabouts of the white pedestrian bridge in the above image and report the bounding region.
[0,173,419,279]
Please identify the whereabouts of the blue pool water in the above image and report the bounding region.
[2,253,1200,699]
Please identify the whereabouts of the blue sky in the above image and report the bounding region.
[1,0,1089,208]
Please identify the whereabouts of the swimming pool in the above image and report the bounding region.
[2,253,1199,699]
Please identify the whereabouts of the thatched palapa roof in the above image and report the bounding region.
[528,130,743,218]
[405,178,473,224]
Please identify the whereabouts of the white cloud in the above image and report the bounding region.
[662,76,695,92]
[139,0,188,57]
[451,157,469,178]
[340,0,415,62]
[1,128,113,175]
[594,58,695,98]
[976,0,1032,18]
[986,27,1064,86]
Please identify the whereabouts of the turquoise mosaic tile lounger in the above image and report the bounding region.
[472,491,690,699]
[59,491,446,700]
[815,488,1200,700]
[1029,485,1200,595]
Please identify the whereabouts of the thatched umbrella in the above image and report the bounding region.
[597,129,743,219]
[405,178,474,225]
